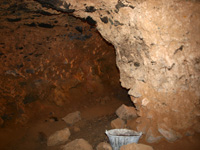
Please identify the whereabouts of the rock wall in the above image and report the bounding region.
[0,0,125,126]
[35,0,200,142]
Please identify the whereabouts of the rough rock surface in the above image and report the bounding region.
[0,0,126,126]
[158,124,180,142]
[62,111,81,125]
[35,0,200,142]
[145,127,163,143]
[61,138,93,150]
[96,142,112,150]
[47,128,70,146]
[116,104,137,120]
[111,118,125,129]
[120,143,154,150]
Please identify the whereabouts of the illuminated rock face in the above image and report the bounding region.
[0,0,123,125]
[36,0,200,141]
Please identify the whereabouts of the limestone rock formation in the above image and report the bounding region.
[35,0,200,142]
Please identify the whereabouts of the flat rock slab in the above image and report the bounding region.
[158,123,179,142]
[62,111,81,125]
[96,142,112,150]
[47,127,70,146]
[120,143,154,150]
[111,118,125,129]
[116,104,137,120]
[61,139,93,150]
[145,127,163,143]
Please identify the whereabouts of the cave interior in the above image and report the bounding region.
[0,0,200,150]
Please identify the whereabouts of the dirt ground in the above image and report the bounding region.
[0,94,200,150]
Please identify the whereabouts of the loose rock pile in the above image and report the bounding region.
[46,108,154,150]
[111,103,183,144]
[47,111,94,149]
[111,104,138,129]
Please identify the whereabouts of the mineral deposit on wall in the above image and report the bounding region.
[36,0,200,142]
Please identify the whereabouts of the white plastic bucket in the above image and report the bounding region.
[105,129,142,150]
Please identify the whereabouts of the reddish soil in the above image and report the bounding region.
[0,92,131,150]
[0,96,200,150]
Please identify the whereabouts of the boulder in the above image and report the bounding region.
[158,124,179,142]
[111,118,125,129]
[96,142,112,150]
[62,139,93,150]
[47,128,70,146]
[116,104,137,120]
[62,111,81,125]
[120,143,154,150]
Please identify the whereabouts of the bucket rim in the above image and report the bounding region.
[105,129,142,137]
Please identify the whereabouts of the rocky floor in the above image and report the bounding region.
[0,98,200,150]
[0,96,131,150]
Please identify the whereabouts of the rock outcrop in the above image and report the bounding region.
[35,0,200,142]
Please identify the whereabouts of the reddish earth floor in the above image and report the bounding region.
[0,94,200,150]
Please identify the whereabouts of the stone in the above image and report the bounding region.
[145,127,162,143]
[47,128,70,146]
[120,143,154,150]
[111,118,125,129]
[136,122,148,134]
[61,139,93,150]
[158,124,178,142]
[96,142,112,150]
[62,111,81,125]
[116,104,137,120]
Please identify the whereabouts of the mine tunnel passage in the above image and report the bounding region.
[0,3,132,149]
